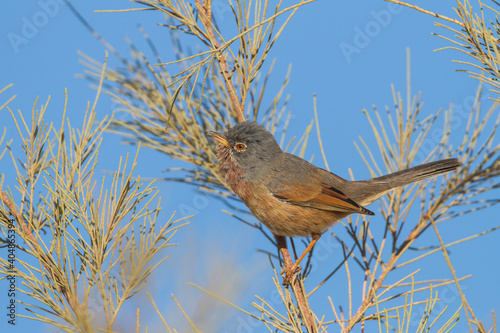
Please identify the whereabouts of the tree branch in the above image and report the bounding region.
[195,0,245,123]
[342,211,435,332]
[0,191,84,325]
[276,236,318,333]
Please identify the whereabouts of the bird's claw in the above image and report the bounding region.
[280,264,301,285]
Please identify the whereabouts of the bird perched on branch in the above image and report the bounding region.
[207,121,460,283]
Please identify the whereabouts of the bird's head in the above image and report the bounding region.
[207,121,283,176]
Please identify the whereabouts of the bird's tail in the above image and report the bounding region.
[372,158,461,188]
[352,158,460,206]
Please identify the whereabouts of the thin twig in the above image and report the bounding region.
[0,191,81,319]
[429,215,485,332]
[328,296,345,330]
[171,294,202,333]
[383,0,465,27]
[342,211,434,332]
[194,0,245,122]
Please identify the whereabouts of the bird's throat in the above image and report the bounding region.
[217,147,248,197]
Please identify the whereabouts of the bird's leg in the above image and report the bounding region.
[275,235,292,266]
[275,235,297,285]
[280,233,321,285]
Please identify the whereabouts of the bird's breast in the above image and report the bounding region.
[217,148,248,197]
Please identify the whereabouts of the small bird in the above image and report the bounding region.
[207,121,460,281]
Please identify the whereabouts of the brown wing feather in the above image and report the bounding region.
[267,153,374,216]
[316,184,374,215]
[272,182,374,215]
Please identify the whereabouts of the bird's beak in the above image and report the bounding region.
[206,131,231,148]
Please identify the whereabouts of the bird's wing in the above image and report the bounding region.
[268,155,374,215]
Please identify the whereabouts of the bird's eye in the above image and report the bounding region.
[234,143,247,151]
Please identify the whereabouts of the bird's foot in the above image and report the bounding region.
[280,264,301,285]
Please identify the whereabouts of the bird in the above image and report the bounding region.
[207,121,460,282]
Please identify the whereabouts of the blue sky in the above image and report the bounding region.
[1,0,499,332]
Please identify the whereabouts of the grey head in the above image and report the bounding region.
[207,121,283,177]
